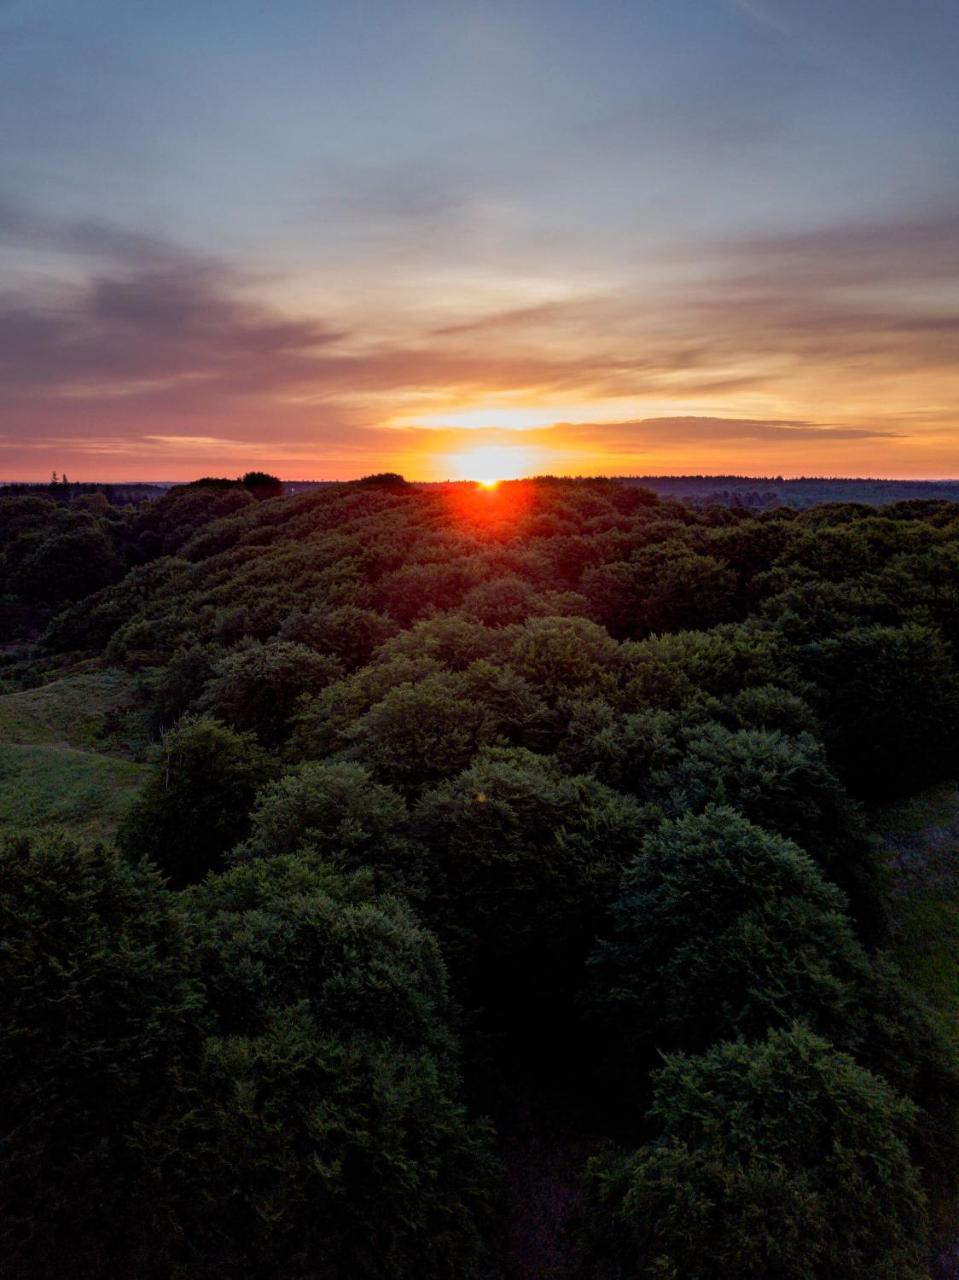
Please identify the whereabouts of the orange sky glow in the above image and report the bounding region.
[2,1,957,483]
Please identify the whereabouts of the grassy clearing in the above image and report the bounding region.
[871,786,959,1262]
[0,667,151,754]
[871,781,959,1054]
[0,743,147,843]
[0,667,152,842]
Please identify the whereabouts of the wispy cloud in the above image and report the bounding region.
[729,0,795,39]
[0,198,956,478]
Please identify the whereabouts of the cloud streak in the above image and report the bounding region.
[0,197,956,479]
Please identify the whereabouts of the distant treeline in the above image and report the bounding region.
[618,474,959,509]
[251,473,959,510]
[5,473,959,511]
[0,480,170,504]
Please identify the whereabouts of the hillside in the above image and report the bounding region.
[0,668,150,841]
[3,474,959,1279]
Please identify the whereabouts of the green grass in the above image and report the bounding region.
[871,781,959,839]
[871,780,959,1054]
[894,897,959,1051]
[0,743,148,842]
[870,786,959,1249]
[0,667,151,753]
[0,667,152,843]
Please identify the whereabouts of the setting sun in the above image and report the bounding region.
[444,444,545,485]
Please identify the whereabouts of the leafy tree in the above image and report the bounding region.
[376,558,489,625]
[589,806,872,1058]
[621,623,791,711]
[804,622,959,797]
[231,760,415,892]
[759,574,902,645]
[346,672,500,787]
[130,482,255,557]
[291,652,446,758]
[461,576,587,626]
[557,698,687,791]
[580,1026,928,1280]
[240,470,283,499]
[199,638,342,745]
[460,658,554,750]
[374,613,497,669]
[117,716,272,885]
[583,545,738,639]
[183,855,452,1049]
[278,603,397,669]
[662,724,871,896]
[0,836,203,1278]
[174,856,499,1279]
[0,495,58,545]
[7,522,123,605]
[353,471,409,488]
[147,641,218,731]
[412,747,650,1014]
[506,615,622,700]
[723,682,819,736]
[176,1010,497,1279]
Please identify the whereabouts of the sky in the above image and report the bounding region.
[1,0,958,481]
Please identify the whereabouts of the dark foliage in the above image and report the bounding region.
[0,837,203,1277]
[6,476,959,1275]
[117,716,273,885]
[580,1026,929,1280]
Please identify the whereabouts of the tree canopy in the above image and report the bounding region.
[4,475,959,1275]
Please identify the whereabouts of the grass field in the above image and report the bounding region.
[0,667,152,843]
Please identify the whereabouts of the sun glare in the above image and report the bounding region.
[445,444,543,485]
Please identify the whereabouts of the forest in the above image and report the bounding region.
[3,471,959,1279]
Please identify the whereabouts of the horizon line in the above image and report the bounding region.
[6,473,959,487]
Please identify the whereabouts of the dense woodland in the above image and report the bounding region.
[4,472,959,1278]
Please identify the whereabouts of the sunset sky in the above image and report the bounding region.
[2,0,958,481]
